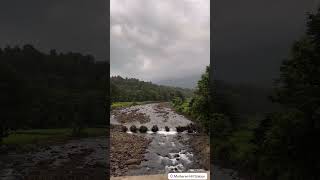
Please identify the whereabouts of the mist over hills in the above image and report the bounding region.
[155,74,202,89]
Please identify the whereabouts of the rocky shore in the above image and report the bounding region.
[0,137,108,179]
[113,109,151,124]
[110,125,151,177]
[186,134,210,170]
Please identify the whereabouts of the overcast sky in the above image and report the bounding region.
[212,0,318,87]
[0,0,108,61]
[1,0,318,88]
[110,0,210,84]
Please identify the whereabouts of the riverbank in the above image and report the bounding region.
[184,134,210,170]
[0,136,108,179]
[110,125,151,177]
[111,101,160,110]
[169,102,211,171]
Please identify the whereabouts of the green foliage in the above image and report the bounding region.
[2,128,106,145]
[212,9,320,180]
[0,44,108,142]
[171,66,211,133]
[110,76,193,103]
[111,102,146,109]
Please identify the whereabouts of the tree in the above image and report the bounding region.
[0,64,29,142]
[189,66,211,133]
[269,9,320,180]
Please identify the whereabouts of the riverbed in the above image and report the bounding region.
[0,136,108,179]
[111,103,209,176]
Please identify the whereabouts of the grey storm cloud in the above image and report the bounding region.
[0,0,108,61]
[110,0,210,82]
[212,0,318,86]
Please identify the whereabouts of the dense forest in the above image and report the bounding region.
[172,66,211,133]
[0,45,108,140]
[212,9,320,180]
[110,76,193,102]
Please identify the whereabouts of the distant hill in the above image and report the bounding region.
[110,76,193,102]
[213,80,281,120]
[155,74,202,89]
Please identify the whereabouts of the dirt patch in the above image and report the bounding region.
[114,109,151,124]
[110,126,151,177]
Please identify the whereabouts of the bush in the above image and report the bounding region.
[130,125,137,133]
[165,126,170,132]
[139,126,148,133]
[151,125,159,132]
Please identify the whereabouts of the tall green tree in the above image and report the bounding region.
[267,9,320,180]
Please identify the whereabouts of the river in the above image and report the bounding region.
[111,103,208,176]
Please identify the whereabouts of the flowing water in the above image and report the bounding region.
[111,103,207,175]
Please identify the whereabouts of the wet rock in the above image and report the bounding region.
[139,126,148,133]
[125,159,140,165]
[176,126,185,132]
[165,126,170,132]
[130,125,137,133]
[151,125,159,132]
[122,126,128,132]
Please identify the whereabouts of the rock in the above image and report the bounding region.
[125,159,140,165]
[128,165,139,169]
[176,126,184,132]
[151,125,159,132]
[165,126,170,132]
[122,126,128,132]
[130,125,137,133]
[139,126,148,133]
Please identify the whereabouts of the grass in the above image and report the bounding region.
[2,128,106,145]
[111,101,155,109]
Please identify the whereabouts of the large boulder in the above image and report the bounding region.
[151,125,159,132]
[176,126,185,132]
[122,126,128,132]
[139,126,148,133]
[130,125,137,133]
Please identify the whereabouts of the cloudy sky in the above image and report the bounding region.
[0,0,108,61]
[212,0,318,87]
[110,0,210,86]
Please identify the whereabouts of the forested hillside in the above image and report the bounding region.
[0,45,108,140]
[212,10,320,180]
[110,76,193,102]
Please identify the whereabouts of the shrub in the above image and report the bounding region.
[165,126,170,132]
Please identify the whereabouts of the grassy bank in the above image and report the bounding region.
[2,128,106,145]
[111,101,158,109]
